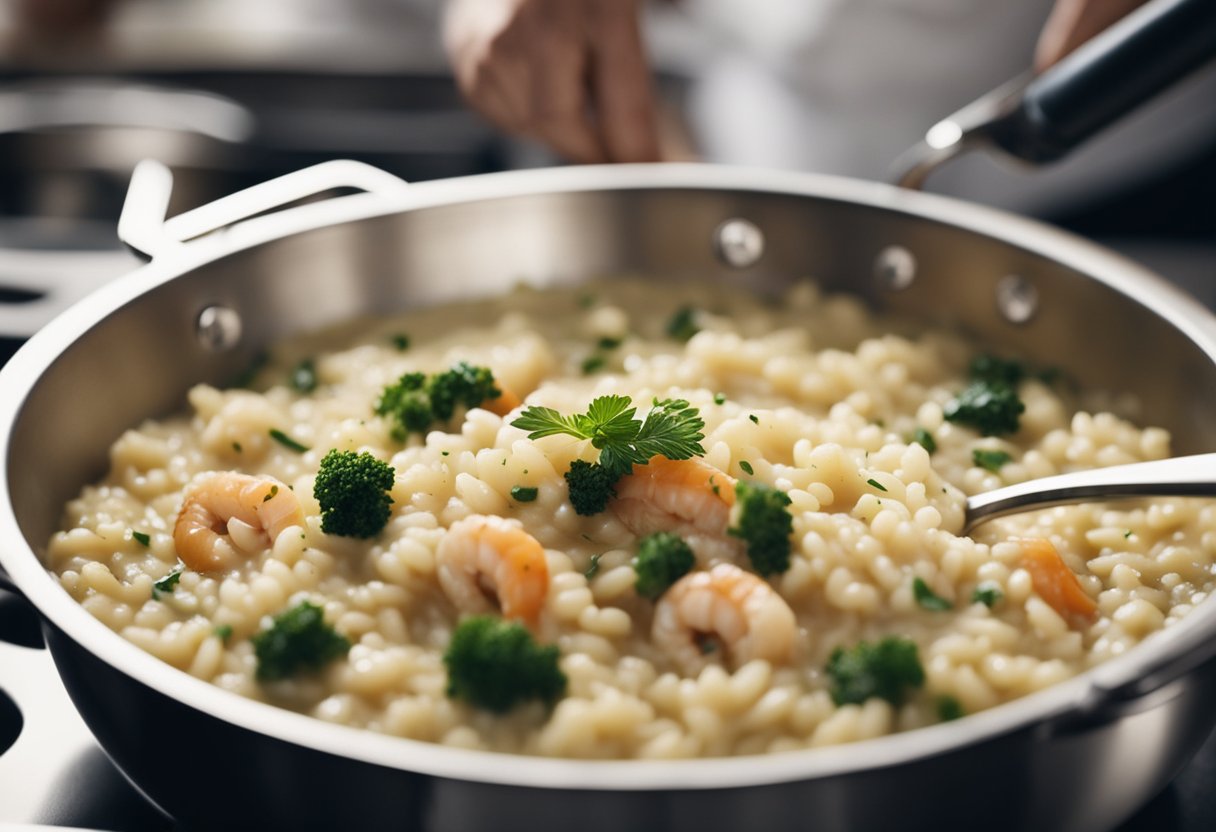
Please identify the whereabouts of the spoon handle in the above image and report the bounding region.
[964,452,1216,532]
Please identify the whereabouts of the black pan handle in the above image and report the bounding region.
[988,0,1216,163]
[895,0,1216,188]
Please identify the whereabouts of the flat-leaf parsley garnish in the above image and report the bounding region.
[972,448,1012,473]
[131,530,151,547]
[512,396,706,516]
[269,428,310,453]
[510,485,539,503]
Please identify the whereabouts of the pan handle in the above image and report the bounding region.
[895,0,1216,188]
[118,159,413,262]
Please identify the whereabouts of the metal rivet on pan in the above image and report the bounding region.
[714,219,765,268]
[996,275,1039,324]
[196,305,242,351]
[874,246,916,291]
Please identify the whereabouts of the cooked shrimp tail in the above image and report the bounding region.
[612,457,739,560]
[174,472,304,574]
[653,562,796,675]
[437,514,550,625]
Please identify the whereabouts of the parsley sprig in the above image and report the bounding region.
[512,395,705,479]
[511,396,706,515]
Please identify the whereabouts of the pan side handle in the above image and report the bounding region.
[117,159,413,262]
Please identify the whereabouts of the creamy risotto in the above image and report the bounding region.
[48,280,1216,758]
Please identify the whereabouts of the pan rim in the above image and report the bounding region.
[3,161,1216,790]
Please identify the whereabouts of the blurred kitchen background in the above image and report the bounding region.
[0,0,1214,828]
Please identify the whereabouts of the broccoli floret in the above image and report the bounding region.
[943,380,1024,436]
[376,364,502,439]
[443,615,567,712]
[632,532,696,600]
[313,449,395,538]
[826,636,925,706]
[428,361,502,420]
[252,601,350,681]
[564,460,618,516]
[728,481,793,576]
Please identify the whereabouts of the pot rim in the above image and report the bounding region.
[3,162,1216,790]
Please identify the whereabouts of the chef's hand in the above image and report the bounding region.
[1036,0,1150,70]
[443,0,660,163]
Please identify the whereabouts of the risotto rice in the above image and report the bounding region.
[47,279,1216,758]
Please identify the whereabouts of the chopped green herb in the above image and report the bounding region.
[666,305,700,342]
[152,569,182,600]
[391,333,411,351]
[262,485,279,502]
[972,448,1012,473]
[511,485,539,503]
[289,358,318,393]
[444,615,566,712]
[313,449,395,538]
[131,531,151,547]
[232,441,243,453]
[913,577,952,611]
[945,381,1024,436]
[213,624,233,643]
[512,395,706,480]
[269,429,309,453]
[866,478,888,492]
[632,532,696,600]
[227,351,268,389]
[709,475,721,496]
[581,355,606,375]
[584,553,604,581]
[969,354,1026,387]
[937,695,965,722]
[714,392,727,405]
[441,450,450,456]
[728,481,794,576]
[971,582,1004,608]
[739,460,754,475]
[1124,529,1133,539]
[700,638,718,655]
[826,636,925,706]
[911,428,937,454]
[748,414,759,425]
[253,601,350,681]
[597,336,622,350]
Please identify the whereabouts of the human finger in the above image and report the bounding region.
[1035,0,1148,71]
[586,0,660,163]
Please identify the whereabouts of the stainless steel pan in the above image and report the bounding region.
[4,160,1216,831]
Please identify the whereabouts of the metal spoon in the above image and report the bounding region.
[964,453,1216,533]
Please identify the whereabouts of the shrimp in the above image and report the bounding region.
[612,457,739,558]
[436,514,550,625]
[483,386,522,418]
[653,563,797,675]
[173,472,304,574]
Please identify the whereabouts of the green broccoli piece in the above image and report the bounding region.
[632,532,696,600]
[943,380,1024,436]
[564,460,619,516]
[252,601,350,681]
[376,364,502,439]
[428,361,502,420]
[313,449,395,538]
[826,636,925,706]
[728,481,793,576]
[444,615,567,712]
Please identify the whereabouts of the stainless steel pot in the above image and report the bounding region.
[3,161,1216,832]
